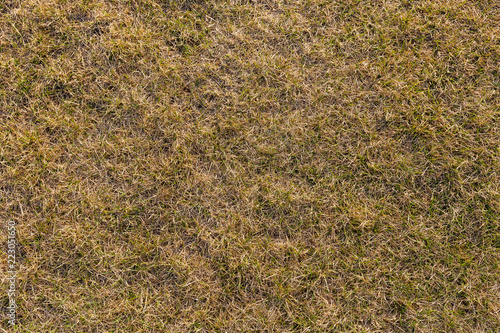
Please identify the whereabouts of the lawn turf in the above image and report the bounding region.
[0,0,499,331]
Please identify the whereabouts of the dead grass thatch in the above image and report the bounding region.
[0,0,499,331]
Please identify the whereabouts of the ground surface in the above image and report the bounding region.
[0,0,499,331]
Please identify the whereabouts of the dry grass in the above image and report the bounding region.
[0,0,499,331]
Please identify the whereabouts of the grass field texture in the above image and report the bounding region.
[0,0,499,331]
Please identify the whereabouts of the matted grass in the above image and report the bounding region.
[0,0,499,331]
